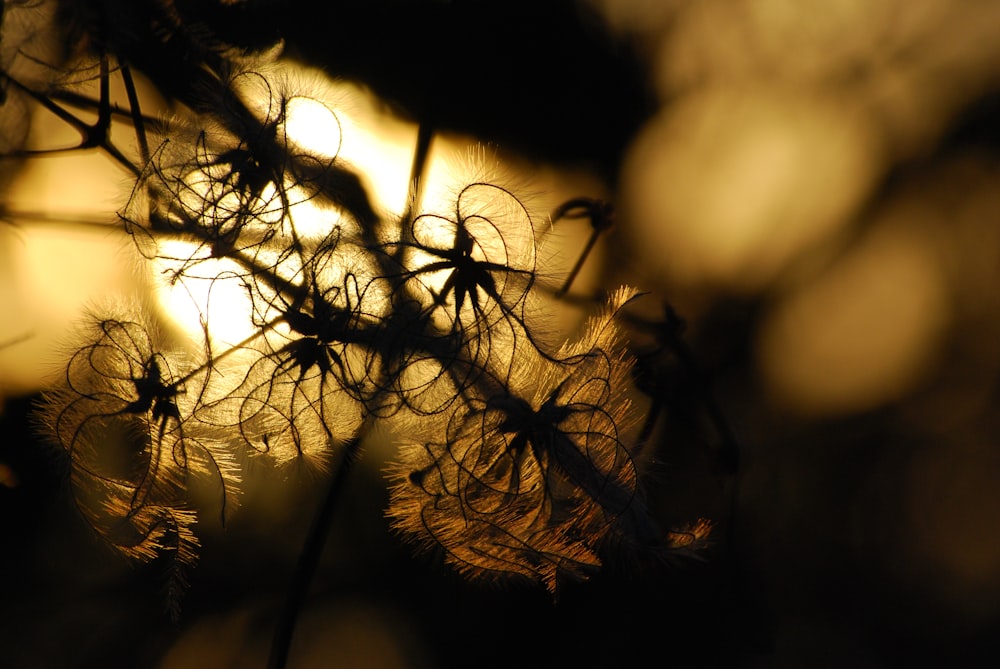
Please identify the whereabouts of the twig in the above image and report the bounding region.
[266,434,366,669]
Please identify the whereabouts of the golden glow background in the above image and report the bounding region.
[589,0,1000,661]
[3,0,1000,667]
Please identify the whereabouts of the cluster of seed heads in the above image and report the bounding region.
[1,2,713,613]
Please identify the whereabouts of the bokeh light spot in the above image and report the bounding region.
[756,222,950,416]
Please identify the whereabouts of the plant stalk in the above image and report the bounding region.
[266,434,365,669]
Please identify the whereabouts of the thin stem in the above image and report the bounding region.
[0,206,121,229]
[49,87,165,132]
[630,307,741,477]
[96,55,111,149]
[267,434,366,669]
[401,121,434,228]
[168,314,287,389]
[120,61,151,166]
[557,226,602,297]
[550,198,615,297]
[0,65,141,176]
[0,331,32,349]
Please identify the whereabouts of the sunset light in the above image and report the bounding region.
[4,2,1000,669]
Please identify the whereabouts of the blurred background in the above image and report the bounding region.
[3,0,1000,666]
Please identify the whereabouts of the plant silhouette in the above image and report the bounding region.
[1,2,723,667]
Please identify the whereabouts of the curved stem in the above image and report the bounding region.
[266,434,366,669]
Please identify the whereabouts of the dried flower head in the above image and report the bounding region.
[387,287,655,592]
[35,304,241,606]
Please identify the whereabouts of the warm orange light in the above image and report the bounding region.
[756,221,949,416]
[620,89,879,294]
[0,58,608,406]
[153,240,257,348]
